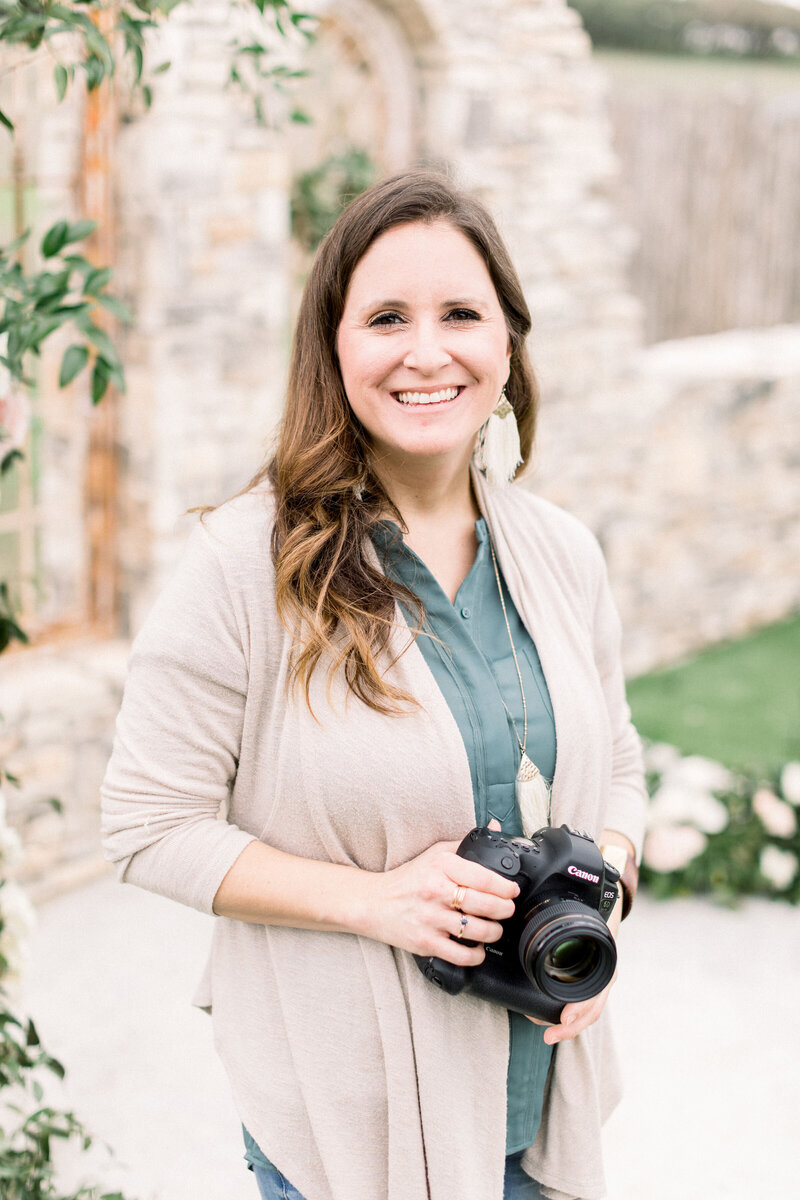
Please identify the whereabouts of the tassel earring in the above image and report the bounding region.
[473,389,522,487]
[515,753,552,838]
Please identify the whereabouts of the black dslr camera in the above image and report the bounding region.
[415,825,620,1024]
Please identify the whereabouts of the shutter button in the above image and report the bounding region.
[500,856,515,870]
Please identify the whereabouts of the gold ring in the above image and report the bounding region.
[450,885,467,911]
[455,914,469,938]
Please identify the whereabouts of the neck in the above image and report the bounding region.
[370,448,479,530]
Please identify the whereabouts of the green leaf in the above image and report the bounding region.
[26,1019,40,1047]
[82,322,120,367]
[98,354,126,394]
[84,54,106,91]
[64,219,97,245]
[152,60,171,74]
[58,344,89,387]
[290,107,311,125]
[142,84,153,109]
[1,448,24,476]
[1,228,31,257]
[91,358,111,404]
[0,108,14,134]
[132,42,144,85]
[96,292,133,323]
[83,266,113,295]
[41,221,69,258]
[54,63,68,102]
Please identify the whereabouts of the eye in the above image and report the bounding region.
[366,311,405,328]
[446,308,481,322]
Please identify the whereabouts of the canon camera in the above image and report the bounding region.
[415,825,621,1024]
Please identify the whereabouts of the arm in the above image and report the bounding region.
[102,516,517,964]
[211,834,520,967]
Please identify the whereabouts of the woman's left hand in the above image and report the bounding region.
[527,900,622,1046]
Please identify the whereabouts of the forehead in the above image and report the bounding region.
[345,220,499,303]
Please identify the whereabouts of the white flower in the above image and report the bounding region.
[759,845,799,891]
[667,755,735,793]
[648,783,729,834]
[0,822,23,869]
[643,742,682,775]
[753,789,797,839]
[644,825,708,873]
[780,763,800,807]
[0,786,6,823]
[0,880,36,984]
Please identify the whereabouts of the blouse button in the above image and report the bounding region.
[460,607,471,619]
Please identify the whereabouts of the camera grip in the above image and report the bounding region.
[470,970,565,1025]
[413,954,470,995]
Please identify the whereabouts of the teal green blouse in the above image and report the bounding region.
[244,518,557,1171]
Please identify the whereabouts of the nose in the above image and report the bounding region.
[403,320,453,374]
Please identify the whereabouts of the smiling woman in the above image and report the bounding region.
[101,170,646,1200]
[337,221,511,476]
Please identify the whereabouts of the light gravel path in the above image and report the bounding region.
[20,874,798,1200]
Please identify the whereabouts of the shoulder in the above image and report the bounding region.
[488,481,605,581]
[190,485,277,578]
[501,485,600,550]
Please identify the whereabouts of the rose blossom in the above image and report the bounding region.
[759,845,799,891]
[667,754,735,793]
[643,742,682,775]
[644,825,708,873]
[648,783,729,834]
[753,789,797,839]
[0,880,36,985]
[780,763,800,807]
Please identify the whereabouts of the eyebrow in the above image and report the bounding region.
[356,296,491,317]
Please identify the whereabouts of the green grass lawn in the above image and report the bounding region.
[627,615,800,776]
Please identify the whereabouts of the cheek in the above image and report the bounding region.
[340,339,396,396]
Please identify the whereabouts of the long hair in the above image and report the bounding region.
[250,169,539,713]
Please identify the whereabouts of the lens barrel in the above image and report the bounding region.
[519,900,617,1003]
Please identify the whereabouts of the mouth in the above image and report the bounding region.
[392,386,464,407]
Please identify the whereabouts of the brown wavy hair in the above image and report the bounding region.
[251,169,539,714]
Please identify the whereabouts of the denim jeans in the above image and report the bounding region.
[251,1152,544,1199]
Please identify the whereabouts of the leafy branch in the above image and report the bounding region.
[0,0,316,127]
[1,219,131,405]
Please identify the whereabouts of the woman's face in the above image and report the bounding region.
[336,220,511,475]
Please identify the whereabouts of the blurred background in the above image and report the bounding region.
[0,1,798,1197]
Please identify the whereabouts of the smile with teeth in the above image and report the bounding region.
[394,386,463,406]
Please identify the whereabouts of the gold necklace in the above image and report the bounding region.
[488,537,551,835]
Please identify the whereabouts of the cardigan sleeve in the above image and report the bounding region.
[100,519,258,914]
[588,544,648,862]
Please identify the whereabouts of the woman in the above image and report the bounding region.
[102,170,646,1200]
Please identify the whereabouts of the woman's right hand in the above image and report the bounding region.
[363,836,520,967]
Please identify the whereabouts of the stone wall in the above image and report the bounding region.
[532,326,800,675]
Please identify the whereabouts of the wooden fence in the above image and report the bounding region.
[607,77,800,342]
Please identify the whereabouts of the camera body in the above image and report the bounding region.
[415,825,620,1024]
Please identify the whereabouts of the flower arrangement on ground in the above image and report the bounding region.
[641,743,800,904]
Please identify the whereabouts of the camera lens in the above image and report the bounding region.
[544,937,600,984]
[518,900,616,1003]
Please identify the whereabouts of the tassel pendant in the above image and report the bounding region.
[473,392,522,487]
[515,752,551,837]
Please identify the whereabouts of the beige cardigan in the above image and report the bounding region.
[101,470,647,1200]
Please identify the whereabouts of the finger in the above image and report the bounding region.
[449,911,504,945]
[452,884,517,922]
[444,855,520,900]
[428,936,487,969]
[543,992,608,1045]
